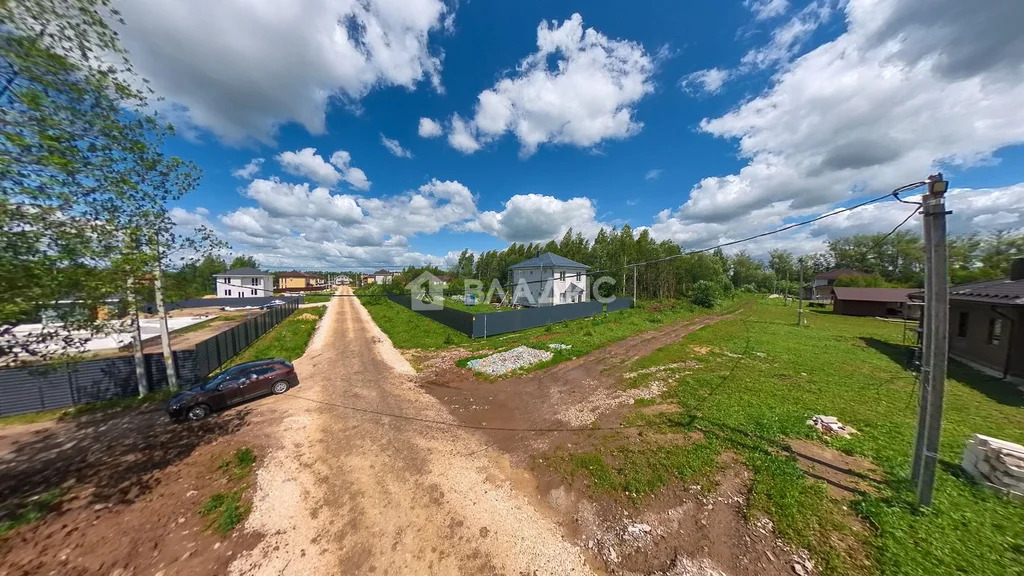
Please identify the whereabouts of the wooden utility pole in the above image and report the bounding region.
[911,174,950,507]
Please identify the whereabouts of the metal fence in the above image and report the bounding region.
[0,350,200,418]
[0,298,301,417]
[143,295,303,313]
[192,298,300,376]
[384,295,633,339]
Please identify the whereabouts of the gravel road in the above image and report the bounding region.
[229,287,592,575]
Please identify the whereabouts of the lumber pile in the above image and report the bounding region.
[962,434,1024,498]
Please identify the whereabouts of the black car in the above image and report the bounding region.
[166,358,299,421]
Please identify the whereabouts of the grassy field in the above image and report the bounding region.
[563,299,1024,575]
[302,293,334,304]
[225,305,326,367]
[360,293,746,363]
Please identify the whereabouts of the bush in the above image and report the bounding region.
[692,280,720,308]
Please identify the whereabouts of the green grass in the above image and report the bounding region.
[360,296,471,349]
[0,389,175,428]
[225,306,325,368]
[361,295,748,371]
[199,447,256,535]
[441,297,506,314]
[561,440,721,503]
[585,300,1024,575]
[302,293,333,304]
[0,487,65,537]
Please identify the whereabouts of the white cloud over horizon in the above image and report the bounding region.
[445,13,656,157]
[115,0,450,144]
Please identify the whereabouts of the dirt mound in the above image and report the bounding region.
[297,313,319,321]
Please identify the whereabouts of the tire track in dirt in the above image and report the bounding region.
[229,287,593,575]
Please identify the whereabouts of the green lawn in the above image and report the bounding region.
[441,296,505,314]
[225,305,325,368]
[302,293,334,304]
[360,293,746,368]
[567,300,1024,575]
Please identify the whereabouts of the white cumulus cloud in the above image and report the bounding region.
[114,0,451,144]
[380,134,414,158]
[418,117,443,138]
[232,158,265,179]
[446,13,656,156]
[469,194,603,243]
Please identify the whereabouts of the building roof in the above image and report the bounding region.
[508,252,589,270]
[832,287,917,303]
[277,270,317,278]
[373,269,396,275]
[814,268,867,280]
[214,267,271,277]
[949,278,1024,306]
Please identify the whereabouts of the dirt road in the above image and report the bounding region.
[230,287,593,574]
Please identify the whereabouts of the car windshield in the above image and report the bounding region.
[201,371,236,391]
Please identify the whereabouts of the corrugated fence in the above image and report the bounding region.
[385,294,633,338]
[193,298,299,376]
[0,298,301,417]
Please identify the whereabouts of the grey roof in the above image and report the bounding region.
[214,267,271,277]
[949,278,1024,306]
[832,287,917,303]
[508,252,589,270]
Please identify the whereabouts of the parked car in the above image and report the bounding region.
[166,358,298,421]
[260,299,286,310]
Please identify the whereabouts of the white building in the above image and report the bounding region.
[213,267,275,299]
[373,269,397,284]
[508,253,588,306]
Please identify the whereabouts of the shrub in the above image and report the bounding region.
[692,280,720,309]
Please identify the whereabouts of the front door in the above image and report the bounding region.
[219,379,248,406]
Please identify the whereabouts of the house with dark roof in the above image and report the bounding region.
[808,268,868,300]
[832,287,920,318]
[948,258,1024,382]
[373,269,397,284]
[508,252,589,306]
[213,267,274,298]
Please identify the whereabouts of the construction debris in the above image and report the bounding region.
[466,346,553,376]
[962,434,1024,498]
[548,343,572,350]
[806,415,856,438]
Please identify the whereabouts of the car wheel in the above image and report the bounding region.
[271,380,290,394]
[187,404,210,421]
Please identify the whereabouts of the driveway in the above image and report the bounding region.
[230,286,592,574]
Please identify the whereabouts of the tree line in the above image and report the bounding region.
[446,227,1024,303]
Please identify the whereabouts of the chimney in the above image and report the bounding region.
[1012,257,1024,281]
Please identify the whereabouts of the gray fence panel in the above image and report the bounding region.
[0,301,299,417]
[472,301,604,338]
[606,297,633,313]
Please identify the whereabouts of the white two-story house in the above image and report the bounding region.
[213,267,274,298]
[508,253,588,306]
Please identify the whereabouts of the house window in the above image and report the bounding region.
[560,271,566,281]
[957,312,969,338]
[988,318,1003,345]
[225,289,232,296]
[251,278,259,286]
[251,289,257,296]
[576,272,581,281]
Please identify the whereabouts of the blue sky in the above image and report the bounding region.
[117,0,1024,270]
